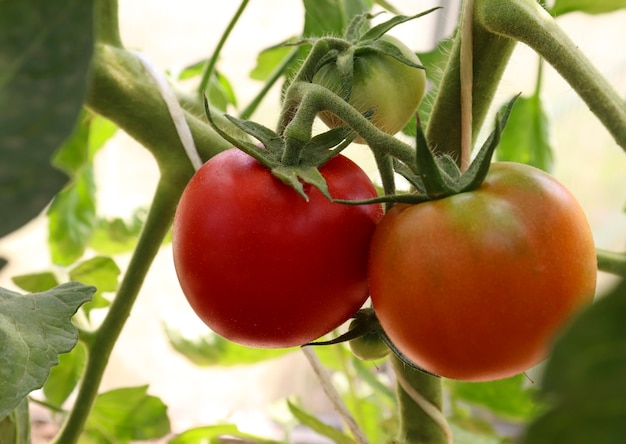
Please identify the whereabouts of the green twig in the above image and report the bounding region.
[597,248,626,276]
[94,0,122,47]
[198,0,251,95]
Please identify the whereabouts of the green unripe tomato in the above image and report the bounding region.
[348,319,390,361]
[312,35,426,143]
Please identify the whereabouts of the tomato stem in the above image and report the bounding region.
[94,0,122,47]
[476,0,626,152]
[52,175,183,444]
[391,356,452,444]
[597,248,626,276]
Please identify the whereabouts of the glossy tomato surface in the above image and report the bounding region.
[172,148,383,348]
[312,35,426,143]
[369,162,597,381]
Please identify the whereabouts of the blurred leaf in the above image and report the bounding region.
[90,208,148,255]
[0,282,94,418]
[551,0,626,16]
[43,341,87,407]
[250,43,296,81]
[11,271,59,293]
[164,323,293,367]
[0,398,30,444]
[47,112,114,266]
[288,400,355,444]
[81,386,170,444]
[47,166,97,265]
[448,421,503,444]
[448,373,540,422]
[496,93,553,172]
[0,258,7,272]
[168,424,281,444]
[303,0,371,38]
[0,0,94,237]
[522,279,626,444]
[69,256,120,317]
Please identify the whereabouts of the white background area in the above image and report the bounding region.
[1,0,626,440]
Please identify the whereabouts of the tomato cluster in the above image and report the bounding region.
[172,31,597,382]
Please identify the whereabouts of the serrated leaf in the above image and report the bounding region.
[448,374,540,421]
[288,400,355,444]
[11,271,59,293]
[522,279,626,443]
[496,94,553,172]
[43,341,86,407]
[167,424,281,444]
[551,0,626,16]
[0,398,30,444]
[81,386,170,444]
[0,282,94,418]
[163,324,292,367]
[0,0,94,237]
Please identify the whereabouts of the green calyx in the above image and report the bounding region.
[335,95,519,206]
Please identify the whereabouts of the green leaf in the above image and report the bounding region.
[43,341,87,407]
[522,278,626,443]
[551,0,626,16]
[448,374,539,421]
[163,324,293,367]
[249,43,296,81]
[47,167,97,265]
[288,400,355,444]
[168,424,281,444]
[81,386,170,444]
[448,421,503,444]
[69,256,120,316]
[90,208,148,255]
[0,398,30,444]
[0,282,95,418]
[303,0,371,38]
[11,272,59,293]
[496,94,553,172]
[0,0,94,237]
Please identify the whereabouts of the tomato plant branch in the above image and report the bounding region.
[85,44,233,168]
[425,4,517,164]
[391,356,451,444]
[52,174,185,444]
[476,0,626,152]
[459,0,475,171]
[281,81,417,169]
[198,0,251,96]
[94,0,122,47]
[597,248,626,276]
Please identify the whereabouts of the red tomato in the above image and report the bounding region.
[368,162,597,381]
[172,148,383,348]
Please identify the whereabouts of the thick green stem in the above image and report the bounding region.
[94,0,122,47]
[391,356,451,444]
[86,44,233,167]
[425,4,517,164]
[597,248,626,276]
[52,175,183,444]
[281,82,417,168]
[476,0,626,152]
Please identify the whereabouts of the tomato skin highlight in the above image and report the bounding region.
[368,162,597,381]
[312,35,426,143]
[172,148,383,348]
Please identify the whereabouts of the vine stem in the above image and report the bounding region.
[391,356,451,444]
[476,0,626,152]
[198,0,251,95]
[52,175,184,444]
